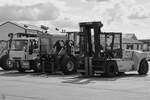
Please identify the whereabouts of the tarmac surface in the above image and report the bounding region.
[0,64,150,100]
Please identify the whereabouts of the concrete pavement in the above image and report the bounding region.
[0,67,149,100]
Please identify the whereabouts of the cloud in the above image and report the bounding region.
[128,5,150,20]
[80,0,150,39]
[1,0,149,39]
[89,0,150,25]
[0,3,60,22]
[0,0,70,12]
[51,16,78,31]
[83,0,109,2]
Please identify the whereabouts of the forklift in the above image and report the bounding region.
[47,32,80,74]
[77,21,149,77]
[51,31,82,74]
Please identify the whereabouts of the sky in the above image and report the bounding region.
[0,0,150,39]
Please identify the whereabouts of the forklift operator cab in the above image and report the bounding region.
[79,22,122,59]
[100,33,122,59]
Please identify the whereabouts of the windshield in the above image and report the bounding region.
[11,40,28,51]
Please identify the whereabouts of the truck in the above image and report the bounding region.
[76,21,149,77]
[6,32,77,74]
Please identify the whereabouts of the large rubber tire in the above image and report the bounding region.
[105,61,117,77]
[62,57,77,75]
[0,54,10,71]
[16,62,25,73]
[138,59,149,75]
[17,68,25,73]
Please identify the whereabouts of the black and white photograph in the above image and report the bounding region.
[0,0,149,100]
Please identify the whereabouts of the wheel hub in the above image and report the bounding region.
[37,63,41,70]
[66,61,74,71]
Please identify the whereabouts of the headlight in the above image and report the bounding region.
[7,60,11,65]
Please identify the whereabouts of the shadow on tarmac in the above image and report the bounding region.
[0,69,148,85]
[0,70,35,77]
[61,73,148,85]
[0,70,72,78]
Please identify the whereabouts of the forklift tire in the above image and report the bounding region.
[117,72,125,76]
[62,57,77,75]
[105,61,117,77]
[0,54,10,71]
[33,62,42,73]
[17,68,25,73]
[80,72,86,75]
[138,59,149,75]
[17,62,25,73]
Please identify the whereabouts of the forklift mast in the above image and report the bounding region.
[79,22,122,59]
[79,22,103,57]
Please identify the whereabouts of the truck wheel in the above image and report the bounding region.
[0,54,10,71]
[62,58,76,75]
[138,59,149,75]
[105,61,117,77]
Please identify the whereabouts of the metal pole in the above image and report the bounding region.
[2,94,5,100]
[42,58,45,74]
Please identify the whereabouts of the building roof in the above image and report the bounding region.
[139,39,150,43]
[123,38,143,44]
[0,21,64,35]
[0,21,45,32]
[122,33,143,44]
[14,22,43,31]
[122,33,137,40]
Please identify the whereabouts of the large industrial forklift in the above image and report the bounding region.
[77,21,149,77]
[47,31,81,74]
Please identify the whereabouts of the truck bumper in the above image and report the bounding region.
[8,60,30,70]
